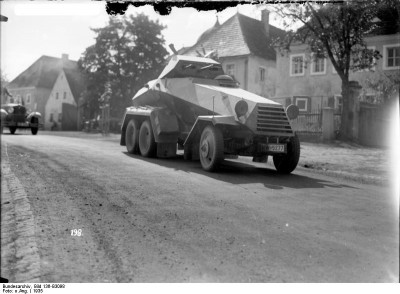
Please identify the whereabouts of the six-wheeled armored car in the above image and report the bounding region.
[121,55,300,173]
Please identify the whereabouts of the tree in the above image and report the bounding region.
[360,70,400,104]
[1,70,11,104]
[79,13,168,119]
[273,0,399,141]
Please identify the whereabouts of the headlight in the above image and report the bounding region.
[7,107,14,114]
[286,104,299,120]
[235,100,248,117]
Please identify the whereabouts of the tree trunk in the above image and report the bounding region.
[339,80,362,142]
[340,80,351,141]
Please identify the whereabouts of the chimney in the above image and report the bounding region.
[62,53,69,61]
[261,9,270,38]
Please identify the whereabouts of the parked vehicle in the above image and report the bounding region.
[0,103,41,135]
[120,55,300,173]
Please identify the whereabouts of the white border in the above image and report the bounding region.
[295,97,308,111]
[289,53,305,77]
[383,44,400,70]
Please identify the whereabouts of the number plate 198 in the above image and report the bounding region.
[268,144,286,153]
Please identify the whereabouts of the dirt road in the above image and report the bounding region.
[1,132,398,282]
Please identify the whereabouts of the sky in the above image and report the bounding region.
[0,0,287,82]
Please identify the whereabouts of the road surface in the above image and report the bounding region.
[1,132,398,282]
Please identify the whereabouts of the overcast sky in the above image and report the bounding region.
[0,1,287,81]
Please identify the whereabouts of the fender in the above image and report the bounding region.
[1,109,8,119]
[27,112,42,120]
[120,106,153,146]
[184,115,239,146]
[120,106,180,146]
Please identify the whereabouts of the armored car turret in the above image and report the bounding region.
[120,55,300,173]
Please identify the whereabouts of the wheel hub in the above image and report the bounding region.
[200,140,209,158]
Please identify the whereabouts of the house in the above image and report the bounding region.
[44,66,84,130]
[272,9,400,114]
[7,54,84,130]
[181,10,285,98]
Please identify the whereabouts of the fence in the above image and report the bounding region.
[291,109,322,140]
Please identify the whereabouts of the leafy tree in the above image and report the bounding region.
[79,13,168,119]
[273,0,399,141]
[1,70,11,104]
[360,71,400,104]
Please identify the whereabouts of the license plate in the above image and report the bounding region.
[17,122,29,127]
[268,144,285,153]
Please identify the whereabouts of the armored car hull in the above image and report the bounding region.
[121,55,300,173]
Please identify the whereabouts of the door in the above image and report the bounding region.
[61,103,78,131]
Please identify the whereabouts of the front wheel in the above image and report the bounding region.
[125,119,140,154]
[139,120,156,157]
[199,125,224,172]
[9,127,16,134]
[273,134,300,174]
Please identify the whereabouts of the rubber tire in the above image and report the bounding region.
[9,127,16,134]
[31,118,38,135]
[273,134,300,174]
[139,120,156,157]
[199,125,224,172]
[125,119,140,154]
[183,144,192,160]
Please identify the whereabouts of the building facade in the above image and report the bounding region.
[182,10,285,99]
[44,70,80,130]
[7,54,84,130]
[273,32,400,113]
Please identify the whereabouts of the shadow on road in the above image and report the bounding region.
[122,152,357,190]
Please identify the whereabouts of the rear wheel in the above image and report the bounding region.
[199,125,224,172]
[125,119,140,154]
[273,134,300,174]
[9,127,16,134]
[139,120,156,157]
[31,118,39,135]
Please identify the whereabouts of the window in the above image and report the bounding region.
[290,54,305,76]
[383,44,400,70]
[334,95,342,113]
[259,67,266,82]
[63,92,67,100]
[26,94,31,104]
[294,96,310,112]
[226,64,235,78]
[310,54,326,75]
[58,113,62,123]
[56,92,59,100]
